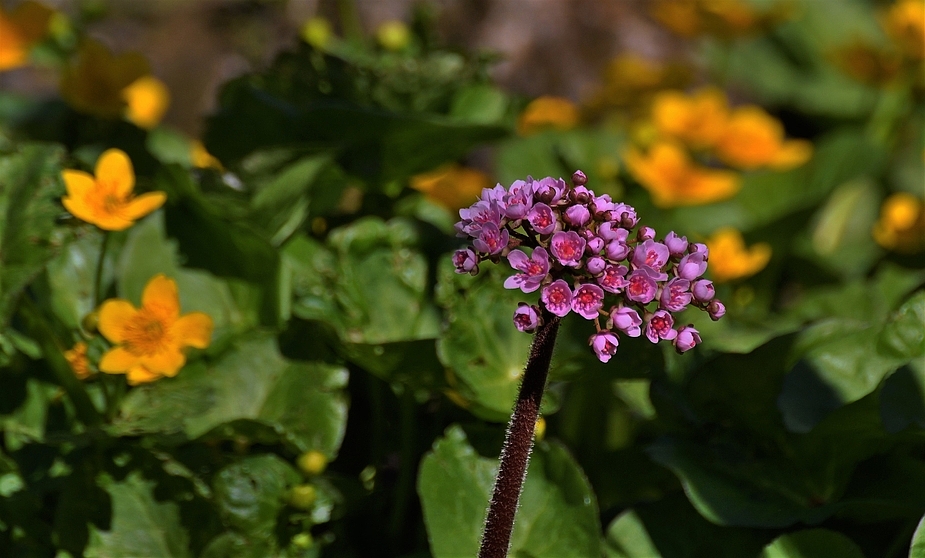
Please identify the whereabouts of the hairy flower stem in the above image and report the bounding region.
[479,312,561,558]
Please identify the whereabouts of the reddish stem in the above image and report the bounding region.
[478,311,561,558]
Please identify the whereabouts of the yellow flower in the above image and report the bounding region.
[883,0,925,60]
[190,140,223,170]
[652,0,790,38]
[410,164,492,211]
[652,87,729,148]
[715,106,812,170]
[122,75,170,129]
[61,148,167,231]
[585,54,692,113]
[651,0,701,37]
[64,341,91,380]
[98,275,213,385]
[60,38,150,119]
[0,1,53,72]
[625,142,740,207]
[517,96,580,137]
[377,20,411,51]
[872,192,925,253]
[705,228,771,282]
[301,17,332,50]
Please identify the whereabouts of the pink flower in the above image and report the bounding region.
[598,222,629,242]
[632,239,670,271]
[503,180,534,219]
[645,310,678,344]
[504,247,550,293]
[571,283,605,319]
[625,267,659,303]
[637,226,656,241]
[707,299,726,320]
[458,200,501,236]
[597,264,628,293]
[659,277,691,312]
[533,177,566,204]
[473,222,509,255]
[453,248,478,274]
[541,280,573,317]
[674,325,701,353]
[586,256,606,275]
[677,252,708,280]
[513,303,541,332]
[550,231,586,267]
[611,203,638,227]
[605,240,631,261]
[692,279,715,302]
[527,202,557,235]
[564,204,591,227]
[589,331,619,363]
[611,306,642,337]
[665,232,688,257]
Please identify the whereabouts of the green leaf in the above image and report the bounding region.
[449,84,509,125]
[213,455,300,538]
[328,217,439,343]
[146,127,194,167]
[44,232,107,330]
[759,529,865,558]
[112,335,349,456]
[879,291,925,360]
[604,510,661,558]
[0,143,70,327]
[417,425,602,558]
[85,473,191,558]
[911,514,925,558]
[435,262,533,420]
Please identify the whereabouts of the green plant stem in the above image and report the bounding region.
[388,387,416,541]
[94,231,111,308]
[19,297,102,427]
[479,312,561,558]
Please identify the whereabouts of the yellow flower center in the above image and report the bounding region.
[122,309,171,356]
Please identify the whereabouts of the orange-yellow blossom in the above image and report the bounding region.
[0,1,52,72]
[883,0,925,60]
[517,96,579,136]
[60,38,150,118]
[98,275,213,385]
[410,164,492,211]
[62,148,166,231]
[705,228,771,282]
[64,341,91,380]
[652,87,729,148]
[190,140,223,170]
[872,192,925,253]
[716,106,812,170]
[625,142,740,207]
[122,75,170,129]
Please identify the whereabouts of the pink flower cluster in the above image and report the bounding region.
[453,171,725,363]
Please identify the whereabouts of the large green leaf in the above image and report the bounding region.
[435,261,534,420]
[417,425,602,558]
[759,529,865,558]
[912,514,925,558]
[213,455,300,538]
[112,335,349,456]
[85,473,191,558]
[0,143,69,327]
[604,510,661,558]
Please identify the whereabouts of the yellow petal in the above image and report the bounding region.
[140,348,185,376]
[122,76,170,129]
[89,212,136,231]
[61,169,95,198]
[95,148,135,197]
[98,299,138,343]
[62,195,100,226]
[769,139,813,170]
[123,191,166,220]
[99,346,141,373]
[127,364,161,385]
[173,312,213,349]
[141,274,180,319]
